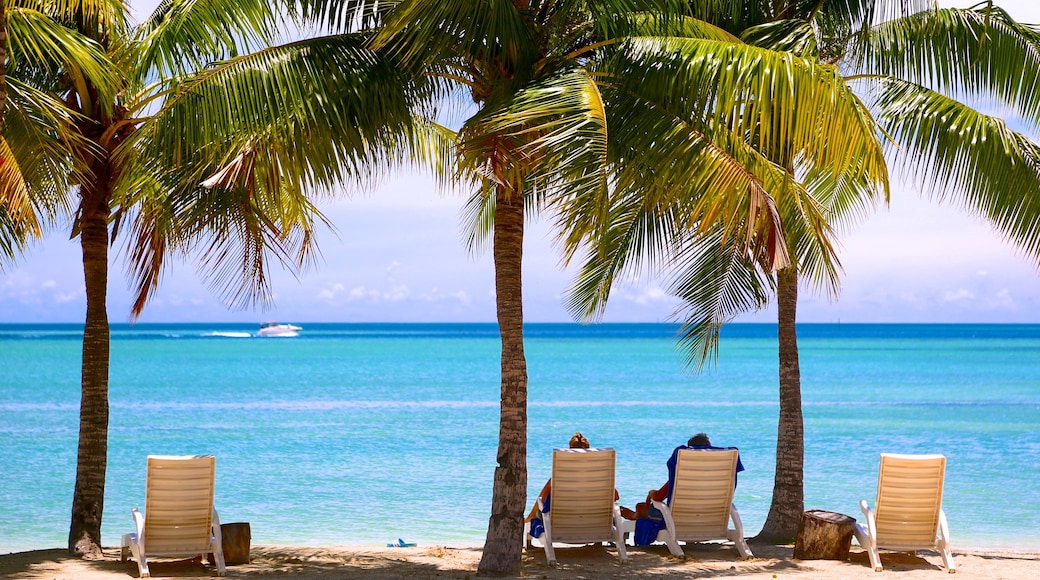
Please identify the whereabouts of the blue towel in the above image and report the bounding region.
[633,506,666,546]
[529,517,545,538]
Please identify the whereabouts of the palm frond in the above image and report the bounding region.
[670,227,773,369]
[610,37,888,205]
[741,19,818,56]
[6,3,121,114]
[132,0,284,79]
[1,79,88,220]
[290,0,396,33]
[458,65,608,203]
[374,0,537,79]
[857,6,1040,128]
[135,34,418,198]
[876,78,1040,265]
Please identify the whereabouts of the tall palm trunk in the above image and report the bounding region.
[477,188,528,576]
[68,177,112,558]
[754,266,804,543]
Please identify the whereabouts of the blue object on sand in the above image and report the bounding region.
[387,538,417,547]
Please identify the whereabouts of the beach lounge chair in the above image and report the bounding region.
[526,447,629,566]
[853,453,955,573]
[120,455,226,578]
[648,448,752,559]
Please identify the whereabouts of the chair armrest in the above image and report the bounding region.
[131,507,145,538]
[938,508,951,542]
[859,500,877,540]
[211,508,224,549]
[651,499,678,534]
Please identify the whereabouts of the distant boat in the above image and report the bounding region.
[256,322,302,337]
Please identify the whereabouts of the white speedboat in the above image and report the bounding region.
[257,322,302,337]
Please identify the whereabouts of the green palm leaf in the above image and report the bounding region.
[133,34,417,196]
[858,6,1040,127]
[876,77,1040,264]
[132,0,283,79]
[6,4,120,114]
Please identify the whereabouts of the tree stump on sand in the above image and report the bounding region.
[218,522,251,565]
[794,510,856,560]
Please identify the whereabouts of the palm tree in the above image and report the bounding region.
[360,1,895,573]
[568,0,1040,544]
[4,0,418,556]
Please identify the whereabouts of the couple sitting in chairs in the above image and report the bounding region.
[525,431,751,565]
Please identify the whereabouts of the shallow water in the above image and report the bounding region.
[1,323,1038,552]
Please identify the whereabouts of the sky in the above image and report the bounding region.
[2,0,1040,325]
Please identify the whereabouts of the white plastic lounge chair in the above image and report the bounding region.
[649,448,753,559]
[853,453,955,573]
[526,448,629,566]
[121,455,226,578]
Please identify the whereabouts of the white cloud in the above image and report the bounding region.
[317,283,346,300]
[41,280,57,289]
[620,286,670,305]
[54,290,82,304]
[344,284,410,303]
[984,289,1015,310]
[943,289,975,302]
[348,285,379,301]
[386,284,409,301]
[449,290,471,304]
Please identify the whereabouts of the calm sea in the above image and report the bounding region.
[1,323,1038,554]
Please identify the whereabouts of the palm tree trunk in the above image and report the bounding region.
[68,184,111,558]
[753,266,804,544]
[477,188,528,576]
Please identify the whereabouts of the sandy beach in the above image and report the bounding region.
[3,542,1038,579]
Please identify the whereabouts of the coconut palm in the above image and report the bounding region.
[353,0,908,573]
[567,0,1040,543]
[4,0,420,556]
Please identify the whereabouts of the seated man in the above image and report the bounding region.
[526,432,635,540]
[631,432,744,545]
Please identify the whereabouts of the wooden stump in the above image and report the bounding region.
[794,510,856,560]
[219,522,251,565]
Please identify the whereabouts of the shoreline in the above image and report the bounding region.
[7,538,1040,557]
[3,543,1038,579]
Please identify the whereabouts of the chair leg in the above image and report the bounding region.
[938,510,956,573]
[543,539,557,567]
[728,505,753,559]
[542,515,557,566]
[613,512,629,564]
[120,534,131,563]
[853,524,882,572]
[211,511,227,576]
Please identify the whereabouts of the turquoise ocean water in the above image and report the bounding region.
[1,323,1038,554]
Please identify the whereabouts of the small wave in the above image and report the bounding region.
[201,332,253,338]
